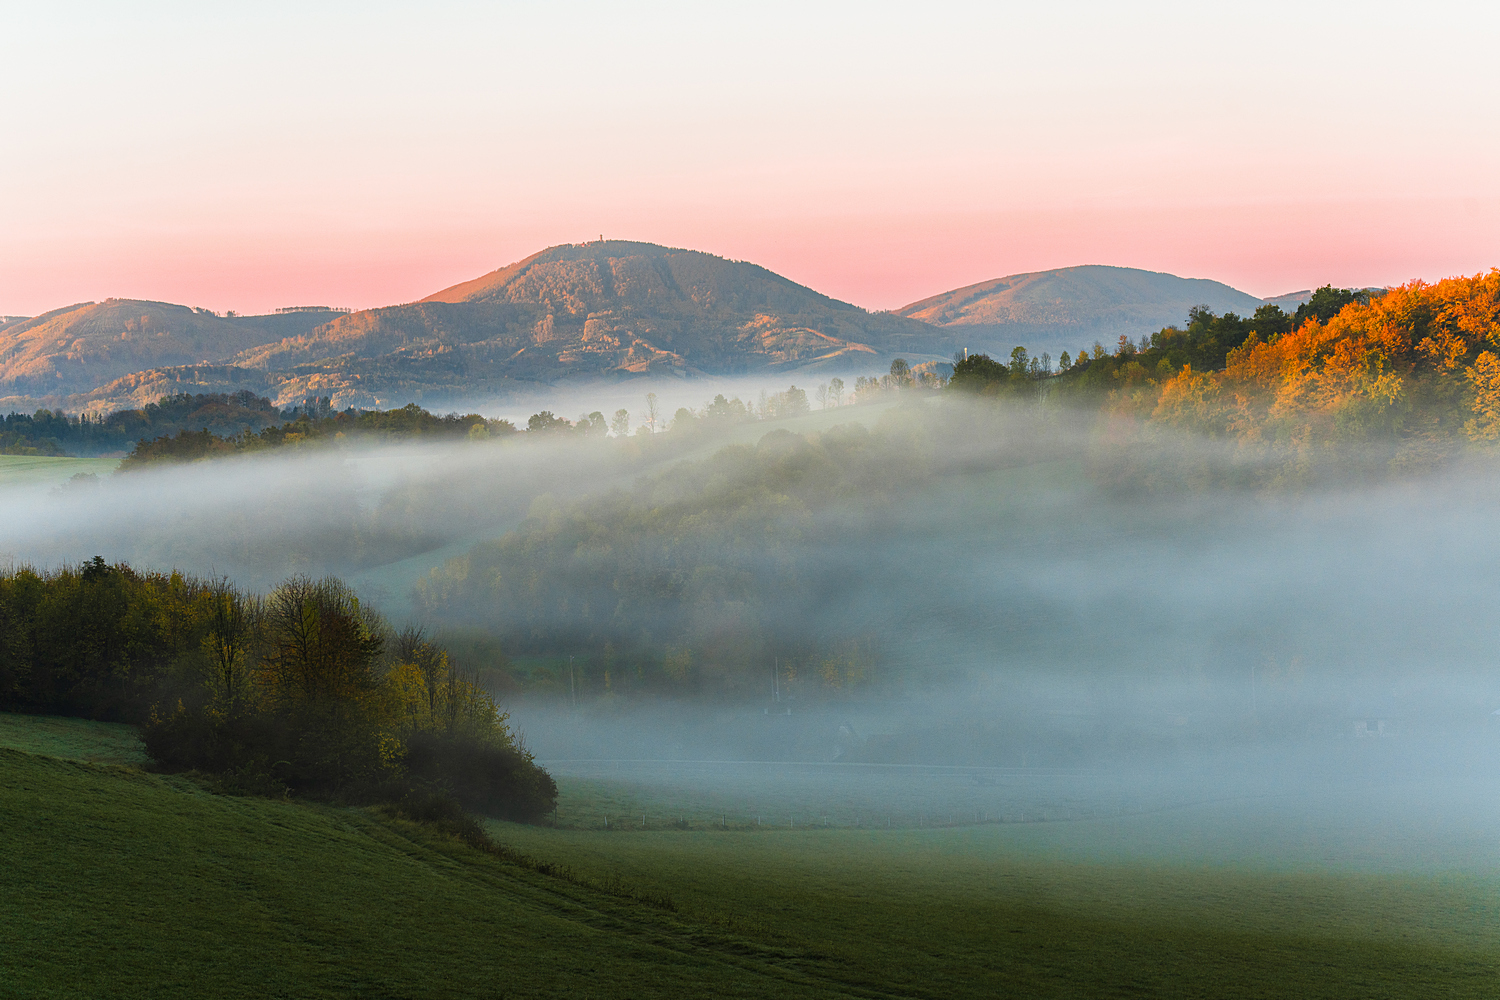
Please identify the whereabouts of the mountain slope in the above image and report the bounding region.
[236,241,949,388]
[896,265,1265,358]
[0,300,345,398]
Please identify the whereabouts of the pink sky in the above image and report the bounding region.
[2,1,1496,317]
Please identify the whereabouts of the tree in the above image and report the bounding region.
[200,579,257,717]
[816,383,830,409]
[1251,303,1293,340]
[703,394,749,426]
[609,408,630,437]
[889,358,911,388]
[1059,351,1072,370]
[1465,351,1500,442]
[574,411,607,437]
[1187,304,1215,328]
[645,392,660,433]
[948,353,1008,392]
[259,576,385,706]
[829,377,845,406]
[1294,285,1369,327]
[527,411,570,433]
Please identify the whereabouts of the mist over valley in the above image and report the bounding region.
[9,277,1500,994]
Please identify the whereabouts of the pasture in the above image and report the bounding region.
[4,712,1497,998]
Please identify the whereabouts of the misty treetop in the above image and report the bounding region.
[0,559,555,821]
[415,406,1060,700]
[106,380,838,469]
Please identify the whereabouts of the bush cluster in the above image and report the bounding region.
[0,560,555,821]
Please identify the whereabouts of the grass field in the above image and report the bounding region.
[538,760,1199,831]
[4,712,1498,998]
[0,712,148,766]
[0,454,117,487]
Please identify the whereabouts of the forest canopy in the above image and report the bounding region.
[943,271,1500,468]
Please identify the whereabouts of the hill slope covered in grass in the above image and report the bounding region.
[4,713,1499,999]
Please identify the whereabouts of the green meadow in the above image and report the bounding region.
[4,712,1497,998]
[0,454,117,487]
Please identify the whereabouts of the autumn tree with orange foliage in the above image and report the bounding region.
[1150,271,1500,453]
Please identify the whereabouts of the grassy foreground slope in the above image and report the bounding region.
[0,724,841,1000]
[4,715,1498,999]
[495,821,1500,999]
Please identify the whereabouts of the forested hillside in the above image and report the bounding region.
[1148,273,1500,448]
[947,271,1500,479]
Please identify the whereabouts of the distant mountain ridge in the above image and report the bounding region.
[2,247,1353,414]
[0,301,346,403]
[895,265,1269,358]
[232,241,948,391]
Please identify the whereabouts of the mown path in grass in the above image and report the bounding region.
[492,818,1500,999]
[4,713,1498,998]
[0,745,870,999]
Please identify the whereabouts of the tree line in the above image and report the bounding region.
[924,274,1500,480]
[118,400,517,468]
[115,382,845,468]
[1,390,284,457]
[0,559,555,821]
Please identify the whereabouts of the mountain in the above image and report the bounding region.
[894,265,1266,359]
[0,300,346,401]
[1259,290,1313,312]
[4,249,1355,417]
[227,241,950,405]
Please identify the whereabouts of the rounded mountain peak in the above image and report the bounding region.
[422,240,781,306]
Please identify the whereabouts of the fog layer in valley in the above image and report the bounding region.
[6,390,1500,871]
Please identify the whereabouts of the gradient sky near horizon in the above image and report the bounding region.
[2,0,1497,317]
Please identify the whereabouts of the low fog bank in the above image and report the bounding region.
[512,696,1500,872]
[438,403,1500,738]
[5,395,1500,794]
[0,409,763,601]
[0,375,890,601]
[481,401,1500,870]
[443,371,887,433]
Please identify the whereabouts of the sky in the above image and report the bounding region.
[1,0,1497,317]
